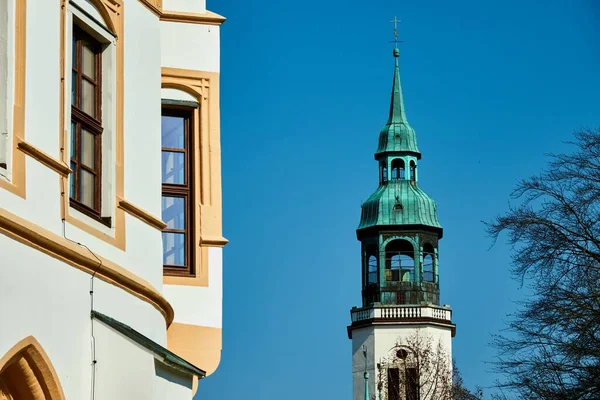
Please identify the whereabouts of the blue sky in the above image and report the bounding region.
[198,1,599,398]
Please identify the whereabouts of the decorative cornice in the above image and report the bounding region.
[160,10,226,26]
[118,199,167,231]
[138,0,161,17]
[17,141,72,177]
[0,208,174,326]
[347,318,456,338]
[200,235,228,247]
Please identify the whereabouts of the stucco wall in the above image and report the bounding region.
[160,21,219,72]
[352,324,453,400]
[0,235,167,398]
[163,0,207,14]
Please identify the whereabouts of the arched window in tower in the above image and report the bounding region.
[368,255,378,284]
[385,239,415,283]
[410,160,416,182]
[422,243,435,283]
[391,159,405,180]
[381,161,388,184]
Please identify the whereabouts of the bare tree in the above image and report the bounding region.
[452,363,484,400]
[373,330,481,400]
[486,128,600,399]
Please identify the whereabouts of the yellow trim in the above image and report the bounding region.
[138,0,161,16]
[17,141,71,177]
[0,336,66,400]
[160,10,226,25]
[0,207,175,326]
[200,235,228,247]
[167,323,222,377]
[161,68,227,287]
[59,0,126,250]
[118,199,167,231]
[0,0,26,198]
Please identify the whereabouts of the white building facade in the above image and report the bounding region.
[0,0,227,398]
[348,48,455,400]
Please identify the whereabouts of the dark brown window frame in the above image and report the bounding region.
[70,26,107,225]
[161,106,195,277]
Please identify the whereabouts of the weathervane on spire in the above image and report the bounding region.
[389,16,402,50]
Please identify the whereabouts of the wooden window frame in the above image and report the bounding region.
[161,106,195,277]
[70,26,106,224]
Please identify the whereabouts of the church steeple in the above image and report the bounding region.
[357,46,443,307]
[376,48,421,159]
[348,26,455,400]
[358,49,441,237]
[387,49,408,126]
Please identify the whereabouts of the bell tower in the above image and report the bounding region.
[348,33,455,400]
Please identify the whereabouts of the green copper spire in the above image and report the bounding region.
[375,49,421,159]
[358,48,442,236]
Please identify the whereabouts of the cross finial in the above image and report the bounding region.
[390,16,402,50]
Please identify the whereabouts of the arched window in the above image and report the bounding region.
[381,162,388,184]
[391,159,405,180]
[0,336,66,400]
[385,239,414,282]
[423,243,435,282]
[368,255,378,284]
[410,161,416,182]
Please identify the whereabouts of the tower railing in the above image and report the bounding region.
[351,304,452,323]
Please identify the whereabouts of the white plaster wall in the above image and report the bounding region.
[123,0,162,219]
[153,360,194,400]
[163,0,206,14]
[162,88,197,103]
[160,21,219,72]
[94,322,156,399]
[23,0,61,161]
[0,235,167,399]
[351,327,376,400]
[352,324,453,400]
[163,247,222,328]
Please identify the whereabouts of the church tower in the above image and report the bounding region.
[348,43,456,400]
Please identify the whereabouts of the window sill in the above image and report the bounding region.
[69,199,112,228]
[163,266,195,278]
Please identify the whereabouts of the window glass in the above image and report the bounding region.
[80,170,95,208]
[69,27,103,218]
[161,115,185,149]
[80,128,95,167]
[161,152,185,184]
[82,44,95,77]
[162,196,186,230]
[161,108,194,275]
[162,232,186,266]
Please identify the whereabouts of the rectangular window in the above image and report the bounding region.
[387,368,400,400]
[405,367,419,400]
[70,26,103,219]
[161,107,194,276]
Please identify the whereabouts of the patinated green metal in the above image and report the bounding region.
[375,48,420,159]
[358,180,441,231]
[358,50,441,234]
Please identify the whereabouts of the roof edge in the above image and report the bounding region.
[91,311,206,379]
[356,224,443,240]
